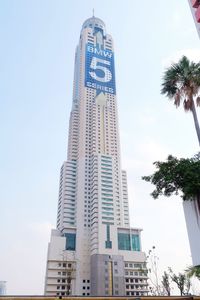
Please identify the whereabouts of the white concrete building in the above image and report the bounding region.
[188,0,200,38]
[0,281,6,295]
[44,16,148,297]
[183,199,200,266]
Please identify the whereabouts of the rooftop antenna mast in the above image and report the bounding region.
[92,8,95,17]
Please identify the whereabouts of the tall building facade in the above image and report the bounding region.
[44,16,148,297]
[188,0,200,38]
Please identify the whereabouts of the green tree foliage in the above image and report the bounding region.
[142,153,200,201]
[161,56,200,146]
[185,265,200,281]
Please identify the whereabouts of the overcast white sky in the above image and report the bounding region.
[0,0,200,295]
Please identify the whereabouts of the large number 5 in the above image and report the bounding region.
[89,57,112,83]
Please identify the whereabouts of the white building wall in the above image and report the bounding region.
[0,282,6,296]
[183,199,200,266]
[122,170,130,227]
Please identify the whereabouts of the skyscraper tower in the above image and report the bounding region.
[44,16,148,297]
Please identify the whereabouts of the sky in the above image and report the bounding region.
[0,0,200,295]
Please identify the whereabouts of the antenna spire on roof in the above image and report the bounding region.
[92,8,95,17]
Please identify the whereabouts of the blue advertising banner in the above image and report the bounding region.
[85,43,116,95]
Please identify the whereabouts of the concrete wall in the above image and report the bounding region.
[183,199,200,266]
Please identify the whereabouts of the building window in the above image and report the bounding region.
[118,233,131,250]
[131,234,140,251]
[65,233,76,250]
[105,241,112,248]
[105,224,112,249]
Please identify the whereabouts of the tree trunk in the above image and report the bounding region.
[191,102,200,147]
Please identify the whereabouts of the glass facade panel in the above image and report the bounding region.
[118,233,131,250]
[131,234,140,251]
[105,224,112,248]
[105,241,112,248]
[65,233,76,251]
[118,233,140,251]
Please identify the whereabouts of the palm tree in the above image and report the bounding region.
[161,56,200,146]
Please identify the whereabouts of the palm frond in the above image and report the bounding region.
[174,92,181,107]
[183,99,192,112]
[161,56,200,109]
